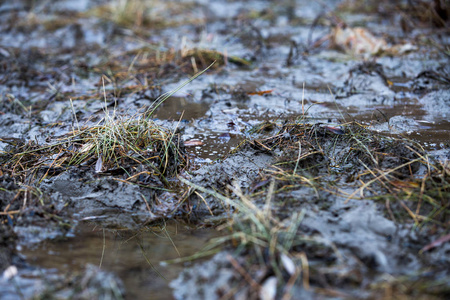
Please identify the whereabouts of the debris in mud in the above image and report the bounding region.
[184,139,204,147]
[179,118,449,299]
[0,173,73,244]
[170,184,310,299]
[421,233,450,253]
[245,120,449,227]
[0,104,193,238]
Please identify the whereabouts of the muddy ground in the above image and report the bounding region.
[0,0,449,299]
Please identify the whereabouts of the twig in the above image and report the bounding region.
[226,254,261,292]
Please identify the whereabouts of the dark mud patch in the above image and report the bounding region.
[40,169,156,226]
[0,172,73,247]
[184,149,275,218]
[170,252,238,300]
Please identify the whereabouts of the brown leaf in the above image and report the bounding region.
[248,89,274,96]
[323,126,345,135]
[184,139,203,147]
[331,26,386,55]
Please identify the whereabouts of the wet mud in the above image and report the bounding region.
[0,0,449,299]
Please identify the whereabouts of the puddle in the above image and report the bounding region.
[187,133,243,160]
[19,222,220,299]
[409,120,450,149]
[153,97,211,121]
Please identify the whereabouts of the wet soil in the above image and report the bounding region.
[0,0,449,299]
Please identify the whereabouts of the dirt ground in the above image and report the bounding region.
[0,0,449,299]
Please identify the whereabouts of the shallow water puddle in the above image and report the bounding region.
[187,133,243,160]
[153,97,211,121]
[407,120,450,149]
[19,222,220,299]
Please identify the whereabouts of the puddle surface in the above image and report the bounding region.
[20,222,220,299]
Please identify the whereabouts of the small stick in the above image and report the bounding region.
[226,254,260,292]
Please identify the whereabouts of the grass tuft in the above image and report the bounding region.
[172,177,324,295]
[244,119,449,229]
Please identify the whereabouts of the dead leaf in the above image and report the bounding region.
[248,89,274,96]
[331,26,387,56]
[390,180,420,189]
[95,155,103,173]
[260,277,277,300]
[79,142,94,153]
[2,265,18,280]
[280,253,296,276]
[323,126,345,135]
[184,139,204,147]
[331,25,417,57]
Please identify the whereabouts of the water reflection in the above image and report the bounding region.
[21,222,220,299]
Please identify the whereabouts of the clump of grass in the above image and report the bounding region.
[87,0,200,31]
[371,158,449,228]
[244,120,449,229]
[0,114,186,185]
[70,112,186,176]
[110,0,151,28]
[88,0,161,29]
[175,178,328,296]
